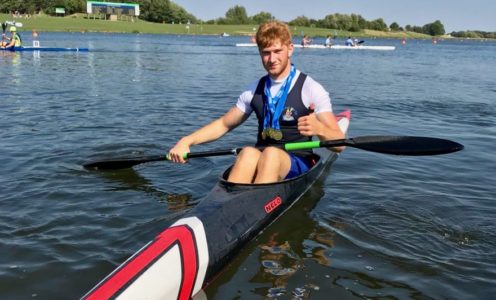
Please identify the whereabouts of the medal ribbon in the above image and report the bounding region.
[263,64,296,138]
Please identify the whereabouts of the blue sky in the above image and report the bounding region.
[172,0,495,32]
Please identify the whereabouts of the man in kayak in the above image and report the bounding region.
[325,34,334,47]
[169,20,345,184]
[345,36,354,46]
[301,34,312,47]
[0,26,22,48]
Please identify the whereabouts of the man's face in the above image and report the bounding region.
[259,40,294,80]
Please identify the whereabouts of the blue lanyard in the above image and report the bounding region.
[263,64,296,132]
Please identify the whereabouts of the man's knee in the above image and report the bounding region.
[238,146,260,155]
[260,146,285,160]
[235,146,261,163]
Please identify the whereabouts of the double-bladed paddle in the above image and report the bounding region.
[1,22,6,41]
[83,136,464,170]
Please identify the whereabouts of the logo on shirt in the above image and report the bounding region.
[282,107,297,121]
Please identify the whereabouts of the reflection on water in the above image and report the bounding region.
[1,52,22,84]
[97,167,194,212]
[206,177,336,299]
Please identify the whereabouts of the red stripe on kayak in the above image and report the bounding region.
[159,226,199,300]
[336,109,351,120]
[84,225,199,300]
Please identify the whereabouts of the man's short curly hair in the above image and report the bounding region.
[256,20,292,48]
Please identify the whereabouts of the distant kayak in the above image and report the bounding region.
[236,43,395,51]
[1,46,89,52]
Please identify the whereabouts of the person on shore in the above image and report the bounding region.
[0,26,22,48]
[325,34,333,47]
[301,34,312,47]
[168,20,345,184]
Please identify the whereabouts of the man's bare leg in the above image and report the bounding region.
[227,147,261,183]
[254,147,291,184]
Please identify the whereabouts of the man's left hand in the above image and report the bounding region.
[297,113,324,136]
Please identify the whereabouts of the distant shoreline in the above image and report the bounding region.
[2,13,493,40]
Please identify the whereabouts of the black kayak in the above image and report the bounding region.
[82,111,351,300]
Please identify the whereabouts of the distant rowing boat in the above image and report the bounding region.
[1,46,89,52]
[236,43,395,51]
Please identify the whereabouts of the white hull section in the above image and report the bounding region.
[82,217,209,300]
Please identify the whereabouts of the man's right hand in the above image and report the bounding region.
[168,138,191,164]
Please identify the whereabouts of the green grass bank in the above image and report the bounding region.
[1,13,432,39]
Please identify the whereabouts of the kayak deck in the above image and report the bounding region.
[82,110,351,300]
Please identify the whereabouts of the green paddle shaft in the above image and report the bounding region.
[284,141,321,151]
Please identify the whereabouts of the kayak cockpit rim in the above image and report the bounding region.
[218,152,329,187]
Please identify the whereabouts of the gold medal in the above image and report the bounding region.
[272,129,283,140]
[263,127,282,140]
[267,128,273,139]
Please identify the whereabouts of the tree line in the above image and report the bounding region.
[199,6,444,36]
[2,1,494,38]
[450,31,496,39]
[205,6,447,36]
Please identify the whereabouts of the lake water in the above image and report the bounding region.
[1,32,495,299]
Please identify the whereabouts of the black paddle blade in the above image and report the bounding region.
[83,155,167,170]
[345,136,464,156]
